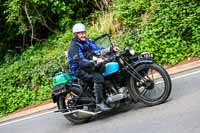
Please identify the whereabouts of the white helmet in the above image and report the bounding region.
[72,23,86,33]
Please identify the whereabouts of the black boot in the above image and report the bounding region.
[94,83,111,112]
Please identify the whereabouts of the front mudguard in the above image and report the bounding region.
[131,59,154,79]
[130,52,154,68]
[132,60,153,68]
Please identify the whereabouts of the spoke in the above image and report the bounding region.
[154,85,164,94]
[155,80,164,85]
[148,89,158,99]
[151,69,155,82]
[140,88,149,96]
[144,69,155,82]
[155,79,165,91]
[141,69,152,82]
[152,84,165,98]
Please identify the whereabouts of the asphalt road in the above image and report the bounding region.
[1,68,200,133]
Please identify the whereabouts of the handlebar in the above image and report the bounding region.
[93,47,135,65]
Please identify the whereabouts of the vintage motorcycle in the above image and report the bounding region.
[52,34,172,124]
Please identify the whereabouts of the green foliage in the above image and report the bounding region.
[0,0,111,59]
[113,0,200,64]
[0,31,72,116]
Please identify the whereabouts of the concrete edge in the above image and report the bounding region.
[0,59,200,124]
[166,60,200,75]
[0,103,57,124]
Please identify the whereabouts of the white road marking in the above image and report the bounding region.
[171,70,200,80]
[0,69,200,127]
[0,110,55,127]
[155,70,200,84]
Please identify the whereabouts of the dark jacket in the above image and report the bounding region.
[68,38,103,73]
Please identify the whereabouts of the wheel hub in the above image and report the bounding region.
[145,80,155,90]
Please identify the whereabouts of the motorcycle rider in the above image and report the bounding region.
[67,23,119,111]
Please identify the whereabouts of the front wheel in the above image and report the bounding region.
[130,63,172,106]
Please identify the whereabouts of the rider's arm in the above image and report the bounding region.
[86,39,102,50]
[100,47,112,55]
[86,39,113,55]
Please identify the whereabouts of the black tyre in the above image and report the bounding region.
[130,63,172,106]
[57,86,92,124]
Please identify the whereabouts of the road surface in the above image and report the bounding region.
[0,68,200,133]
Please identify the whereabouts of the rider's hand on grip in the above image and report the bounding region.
[95,58,104,68]
[96,58,104,64]
[112,47,120,52]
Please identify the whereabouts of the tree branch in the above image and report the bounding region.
[47,15,57,26]
[24,1,34,45]
[33,5,56,33]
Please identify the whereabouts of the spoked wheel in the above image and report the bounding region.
[57,86,93,124]
[130,63,172,106]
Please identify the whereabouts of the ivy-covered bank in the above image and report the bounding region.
[0,0,199,117]
[0,32,72,117]
[113,0,200,64]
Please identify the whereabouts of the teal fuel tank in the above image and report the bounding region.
[103,62,119,76]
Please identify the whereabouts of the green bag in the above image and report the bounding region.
[53,72,72,87]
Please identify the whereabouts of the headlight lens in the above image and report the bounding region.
[129,49,135,55]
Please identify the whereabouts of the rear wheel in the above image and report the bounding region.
[130,63,172,106]
[57,86,93,124]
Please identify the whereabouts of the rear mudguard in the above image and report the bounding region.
[52,83,82,103]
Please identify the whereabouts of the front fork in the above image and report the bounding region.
[123,61,154,102]
[124,62,151,86]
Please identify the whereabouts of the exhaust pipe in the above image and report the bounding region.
[63,110,101,118]
[106,93,127,103]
